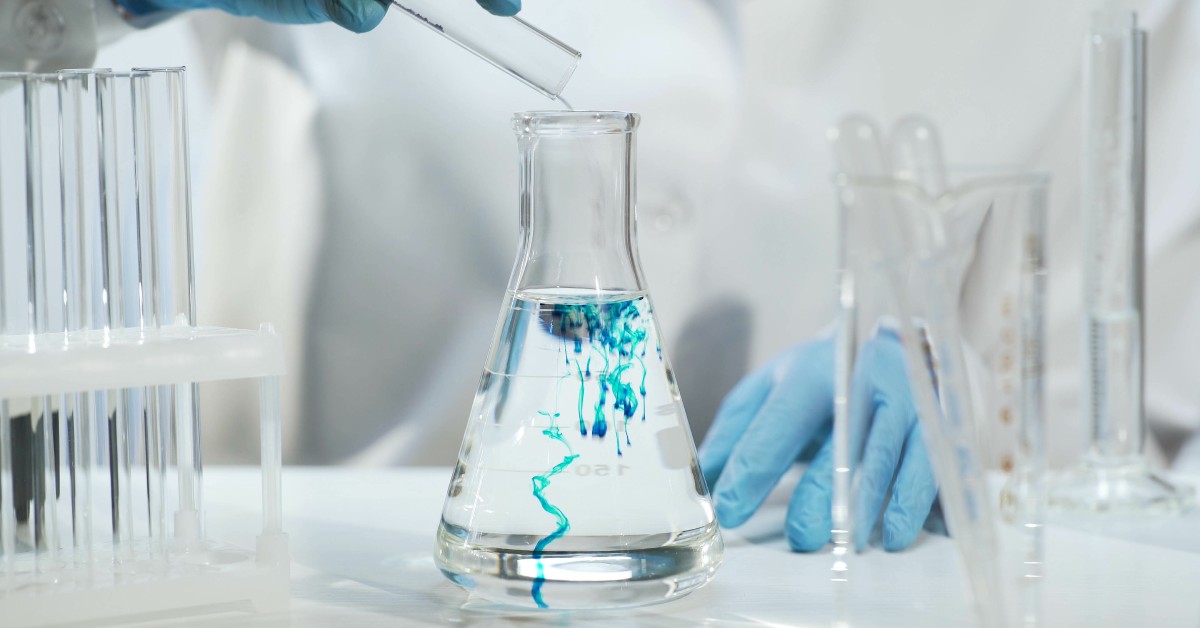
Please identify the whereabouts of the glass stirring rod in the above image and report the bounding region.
[391,0,581,101]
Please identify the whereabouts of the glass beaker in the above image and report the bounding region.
[434,111,722,610]
[834,169,1049,628]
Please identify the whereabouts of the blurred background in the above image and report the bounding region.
[93,0,1200,469]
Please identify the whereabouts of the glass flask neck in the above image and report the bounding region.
[511,111,645,295]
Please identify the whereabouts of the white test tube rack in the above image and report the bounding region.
[0,68,288,625]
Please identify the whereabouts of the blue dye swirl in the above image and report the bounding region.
[546,297,653,451]
[531,412,578,609]
[529,296,663,608]
[573,361,587,436]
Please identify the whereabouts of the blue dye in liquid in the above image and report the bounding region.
[545,297,652,450]
[527,292,663,607]
[437,289,721,610]
[530,412,578,608]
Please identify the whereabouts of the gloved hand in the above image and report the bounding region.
[697,329,939,552]
[117,0,520,34]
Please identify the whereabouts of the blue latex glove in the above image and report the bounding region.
[698,330,939,552]
[118,0,520,33]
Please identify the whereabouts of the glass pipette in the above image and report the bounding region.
[391,0,581,101]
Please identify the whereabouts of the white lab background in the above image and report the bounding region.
[94,0,1200,470]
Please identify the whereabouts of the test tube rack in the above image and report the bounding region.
[0,68,288,625]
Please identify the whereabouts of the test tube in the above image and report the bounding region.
[0,72,27,579]
[59,70,104,565]
[130,68,195,329]
[392,0,580,100]
[130,68,202,542]
[1049,10,1194,513]
[29,74,66,572]
[96,70,137,551]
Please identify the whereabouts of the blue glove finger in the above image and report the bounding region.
[697,362,776,488]
[713,341,834,528]
[882,423,938,551]
[846,331,917,550]
[852,390,918,551]
[786,434,834,552]
[317,0,389,32]
[476,0,520,16]
[847,342,880,470]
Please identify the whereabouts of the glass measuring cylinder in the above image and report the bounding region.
[1046,9,1193,515]
[435,112,722,610]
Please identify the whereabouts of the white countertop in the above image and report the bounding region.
[155,467,1200,627]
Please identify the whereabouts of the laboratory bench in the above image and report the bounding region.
[148,467,1200,627]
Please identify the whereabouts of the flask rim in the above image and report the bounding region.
[513,111,640,136]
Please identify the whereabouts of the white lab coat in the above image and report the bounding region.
[76,0,1200,468]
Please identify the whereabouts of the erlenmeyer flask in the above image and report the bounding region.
[435,111,722,610]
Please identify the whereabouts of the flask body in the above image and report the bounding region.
[435,112,721,609]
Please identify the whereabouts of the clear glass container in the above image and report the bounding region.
[390,0,580,101]
[834,161,1050,628]
[0,68,286,625]
[1046,9,1193,515]
[434,111,722,610]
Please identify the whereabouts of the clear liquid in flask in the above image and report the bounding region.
[435,288,722,609]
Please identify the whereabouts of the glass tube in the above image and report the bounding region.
[0,72,29,579]
[130,68,195,329]
[58,70,106,565]
[29,74,69,571]
[0,73,76,571]
[131,67,201,541]
[1086,10,1144,469]
[96,70,139,551]
[1047,10,1194,514]
[392,0,580,100]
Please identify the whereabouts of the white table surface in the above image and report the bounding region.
[151,467,1200,627]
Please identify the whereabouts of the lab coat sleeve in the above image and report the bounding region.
[1142,0,1200,438]
[193,38,322,464]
